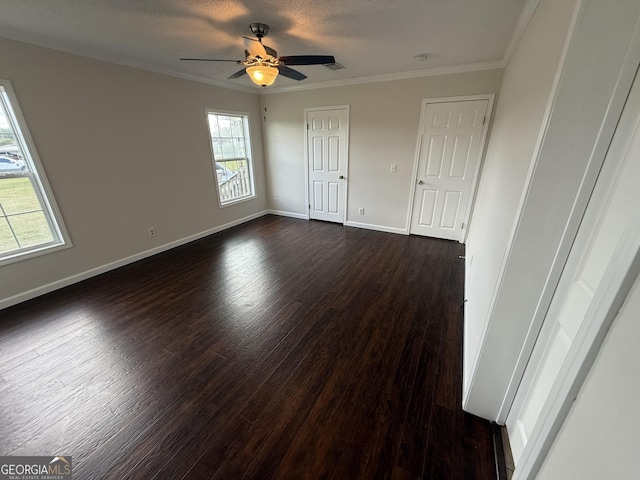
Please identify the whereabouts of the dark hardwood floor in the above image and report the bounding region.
[0,215,496,479]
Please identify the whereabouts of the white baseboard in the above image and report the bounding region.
[344,221,409,235]
[267,209,309,220]
[0,210,270,311]
[267,211,407,235]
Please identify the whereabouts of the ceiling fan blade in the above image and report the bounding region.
[242,37,268,58]
[263,44,278,58]
[228,68,247,79]
[180,58,241,63]
[278,55,336,66]
[278,65,307,81]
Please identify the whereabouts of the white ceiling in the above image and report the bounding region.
[0,0,530,93]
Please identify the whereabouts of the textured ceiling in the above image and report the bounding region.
[0,0,529,92]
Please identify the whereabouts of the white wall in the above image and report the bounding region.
[260,70,503,232]
[0,37,266,307]
[464,0,575,414]
[463,0,579,410]
[537,273,640,480]
[463,0,640,422]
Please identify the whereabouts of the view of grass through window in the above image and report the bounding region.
[0,81,62,261]
[0,178,53,253]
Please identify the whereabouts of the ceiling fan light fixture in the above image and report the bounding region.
[181,23,335,86]
[246,64,279,87]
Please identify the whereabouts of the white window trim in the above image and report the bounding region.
[205,108,256,208]
[0,79,71,267]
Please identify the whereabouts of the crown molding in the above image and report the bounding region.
[0,31,258,94]
[2,30,504,94]
[260,60,505,95]
[1,0,538,97]
[503,0,541,65]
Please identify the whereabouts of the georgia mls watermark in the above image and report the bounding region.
[0,456,72,480]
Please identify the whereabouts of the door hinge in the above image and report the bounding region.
[461,222,466,230]
[309,204,311,210]
[307,123,309,130]
[483,115,487,125]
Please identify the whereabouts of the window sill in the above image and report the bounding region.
[219,194,256,208]
[0,240,72,268]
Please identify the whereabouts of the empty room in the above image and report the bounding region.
[1,1,639,479]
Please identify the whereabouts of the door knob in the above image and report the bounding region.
[418,180,425,185]
[339,175,345,179]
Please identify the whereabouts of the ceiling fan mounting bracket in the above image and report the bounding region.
[249,23,270,40]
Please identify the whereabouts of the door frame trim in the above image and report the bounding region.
[512,63,640,480]
[513,196,640,480]
[406,94,495,242]
[303,105,350,224]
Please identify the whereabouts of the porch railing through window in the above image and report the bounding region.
[218,160,251,202]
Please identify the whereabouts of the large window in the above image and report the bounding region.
[0,80,69,265]
[206,110,256,206]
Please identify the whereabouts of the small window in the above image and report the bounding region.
[0,80,69,265]
[206,110,256,206]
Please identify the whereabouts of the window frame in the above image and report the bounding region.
[205,109,256,207]
[0,79,71,266]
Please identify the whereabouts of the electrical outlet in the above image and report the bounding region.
[148,227,156,238]
[358,207,365,215]
[390,163,397,173]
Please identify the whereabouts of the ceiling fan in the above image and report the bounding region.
[181,23,336,87]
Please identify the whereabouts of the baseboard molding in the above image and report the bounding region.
[0,210,270,311]
[267,209,309,220]
[344,221,409,235]
[267,212,409,235]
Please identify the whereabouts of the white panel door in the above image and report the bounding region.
[410,100,488,241]
[307,108,348,223]
[506,79,640,466]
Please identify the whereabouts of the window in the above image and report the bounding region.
[206,110,256,205]
[0,80,69,265]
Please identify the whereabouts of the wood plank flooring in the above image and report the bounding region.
[0,215,496,479]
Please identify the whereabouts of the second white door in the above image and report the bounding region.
[307,107,348,223]
[410,99,489,241]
